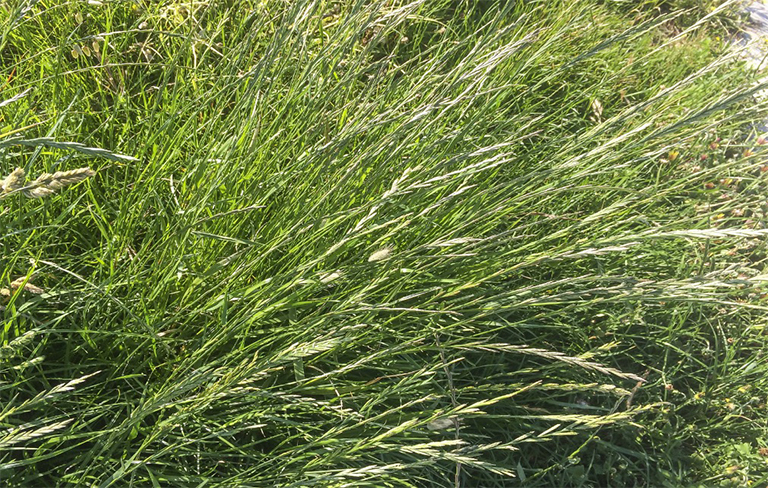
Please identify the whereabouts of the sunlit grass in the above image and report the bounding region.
[1,0,768,485]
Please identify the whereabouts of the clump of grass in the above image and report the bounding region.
[1,0,768,486]
[1,165,95,309]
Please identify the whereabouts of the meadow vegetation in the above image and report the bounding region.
[2,0,768,486]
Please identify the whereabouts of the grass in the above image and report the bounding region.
[2,0,768,486]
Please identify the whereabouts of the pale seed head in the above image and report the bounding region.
[319,271,342,284]
[23,167,95,197]
[33,172,55,186]
[24,186,55,199]
[368,247,392,262]
[2,167,26,193]
[48,168,96,190]
[10,277,43,294]
[427,417,459,431]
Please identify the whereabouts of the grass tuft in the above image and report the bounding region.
[2,0,768,485]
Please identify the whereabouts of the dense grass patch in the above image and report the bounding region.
[2,0,768,486]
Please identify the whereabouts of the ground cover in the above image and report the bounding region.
[2,0,768,485]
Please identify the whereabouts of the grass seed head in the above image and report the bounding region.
[48,168,96,189]
[320,270,342,284]
[24,186,56,199]
[10,277,44,294]
[23,167,95,198]
[2,168,26,193]
[427,417,458,430]
[368,247,392,262]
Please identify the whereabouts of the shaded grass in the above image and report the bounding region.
[2,0,768,486]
